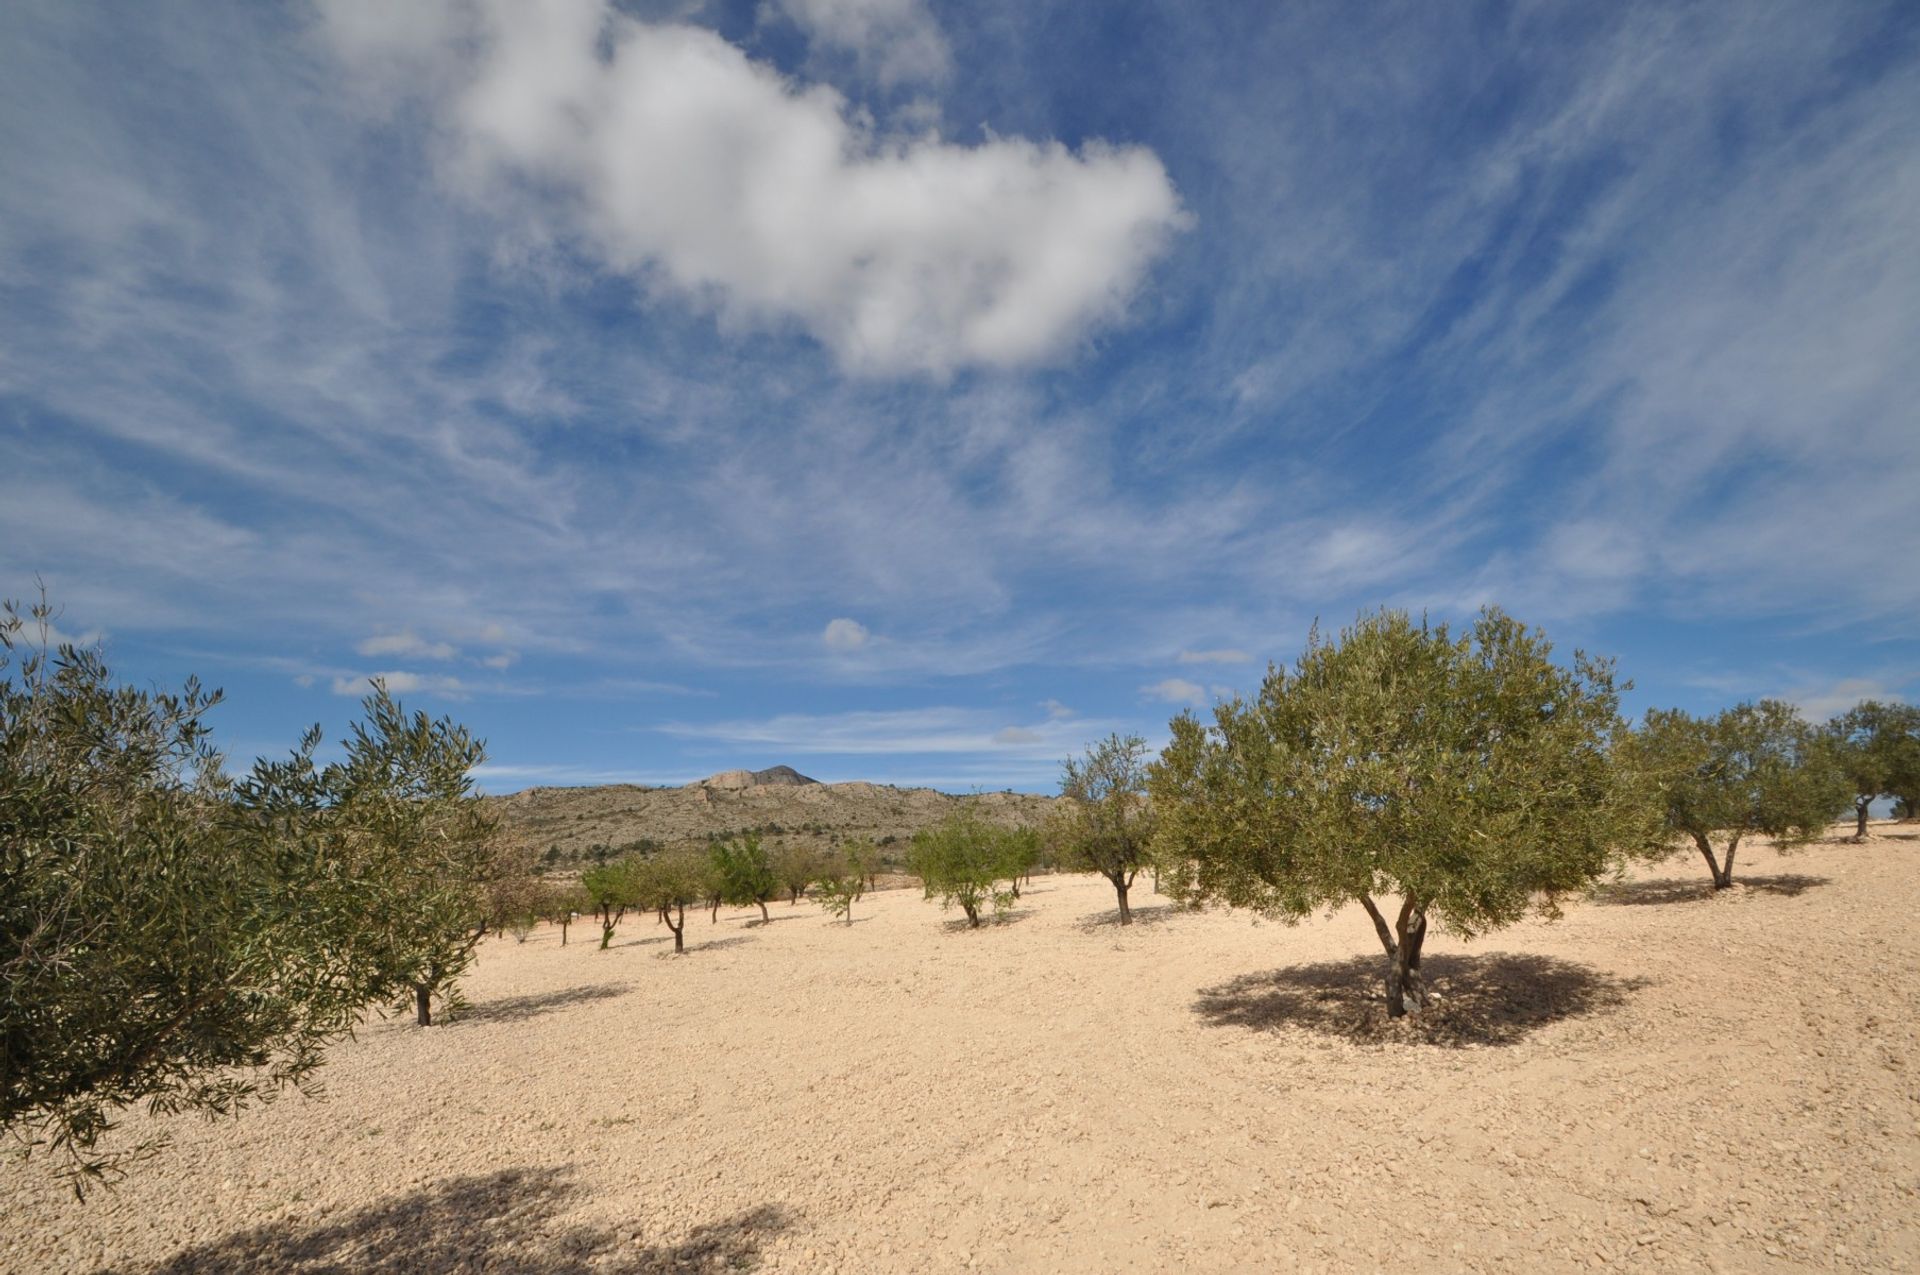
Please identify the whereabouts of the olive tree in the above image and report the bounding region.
[711,833,777,922]
[636,848,707,954]
[542,882,592,946]
[1055,734,1157,924]
[1827,701,1920,840]
[810,847,867,926]
[774,843,821,904]
[906,813,1021,928]
[581,858,642,950]
[1638,701,1852,887]
[1,596,495,1185]
[1150,608,1658,1018]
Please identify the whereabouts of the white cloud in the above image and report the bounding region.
[329,670,467,698]
[294,673,316,688]
[1039,698,1074,719]
[357,630,459,660]
[1779,676,1912,725]
[317,0,1187,376]
[1177,648,1250,665]
[659,705,1114,761]
[772,0,950,87]
[1141,678,1207,706]
[822,617,871,651]
[480,651,518,669]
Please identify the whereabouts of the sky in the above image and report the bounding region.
[3,0,1917,793]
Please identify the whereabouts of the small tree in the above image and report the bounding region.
[907,813,1019,928]
[810,849,866,926]
[636,848,707,954]
[774,843,822,904]
[581,858,641,950]
[542,882,592,946]
[1055,734,1157,924]
[1827,701,1920,840]
[486,850,546,943]
[996,825,1040,899]
[1638,701,1852,887]
[1150,609,1659,1017]
[711,833,778,922]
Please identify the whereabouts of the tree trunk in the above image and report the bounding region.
[414,984,432,1028]
[560,917,570,946]
[710,897,720,923]
[664,904,686,953]
[963,901,980,928]
[1856,797,1871,841]
[758,900,769,923]
[1694,833,1736,889]
[1366,896,1431,1019]
[599,920,614,950]
[1113,876,1132,925]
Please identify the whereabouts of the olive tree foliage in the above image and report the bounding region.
[1150,609,1658,1018]
[906,813,1024,928]
[0,596,496,1188]
[241,688,500,1030]
[1827,701,1920,839]
[1055,734,1158,924]
[1637,701,1852,888]
[636,848,708,953]
[542,882,593,946]
[711,833,778,922]
[581,857,643,950]
[810,842,871,926]
[774,843,822,904]
[997,826,1041,899]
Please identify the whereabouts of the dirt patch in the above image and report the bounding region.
[5,828,1917,1274]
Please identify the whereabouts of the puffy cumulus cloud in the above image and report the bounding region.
[1177,648,1250,665]
[329,670,468,698]
[1141,677,1207,706]
[772,0,951,87]
[822,617,871,650]
[317,0,1186,376]
[356,630,459,660]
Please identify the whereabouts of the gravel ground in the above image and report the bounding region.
[6,827,1917,1273]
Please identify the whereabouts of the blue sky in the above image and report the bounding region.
[4,0,1917,792]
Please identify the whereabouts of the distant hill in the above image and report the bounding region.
[484,767,1055,865]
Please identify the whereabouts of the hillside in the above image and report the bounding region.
[484,767,1057,863]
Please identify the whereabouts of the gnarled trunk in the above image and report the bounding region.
[1362,895,1431,1018]
[1856,797,1871,841]
[1694,832,1739,889]
[758,900,769,923]
[414,984,432,1027]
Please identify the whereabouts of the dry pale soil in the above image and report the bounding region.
[6,828,1918,1274]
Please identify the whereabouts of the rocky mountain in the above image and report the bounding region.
[484,766,1055,863]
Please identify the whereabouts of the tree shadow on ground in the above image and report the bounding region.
[455,982,634,1026]
[744,914,804,927]
[1073,903,1182,933]
[1591,873,1830,907]
[1194,952,1647,1048]
[109,1167,791,1274]
[940,908,1034,933]
[667,935,756,956]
